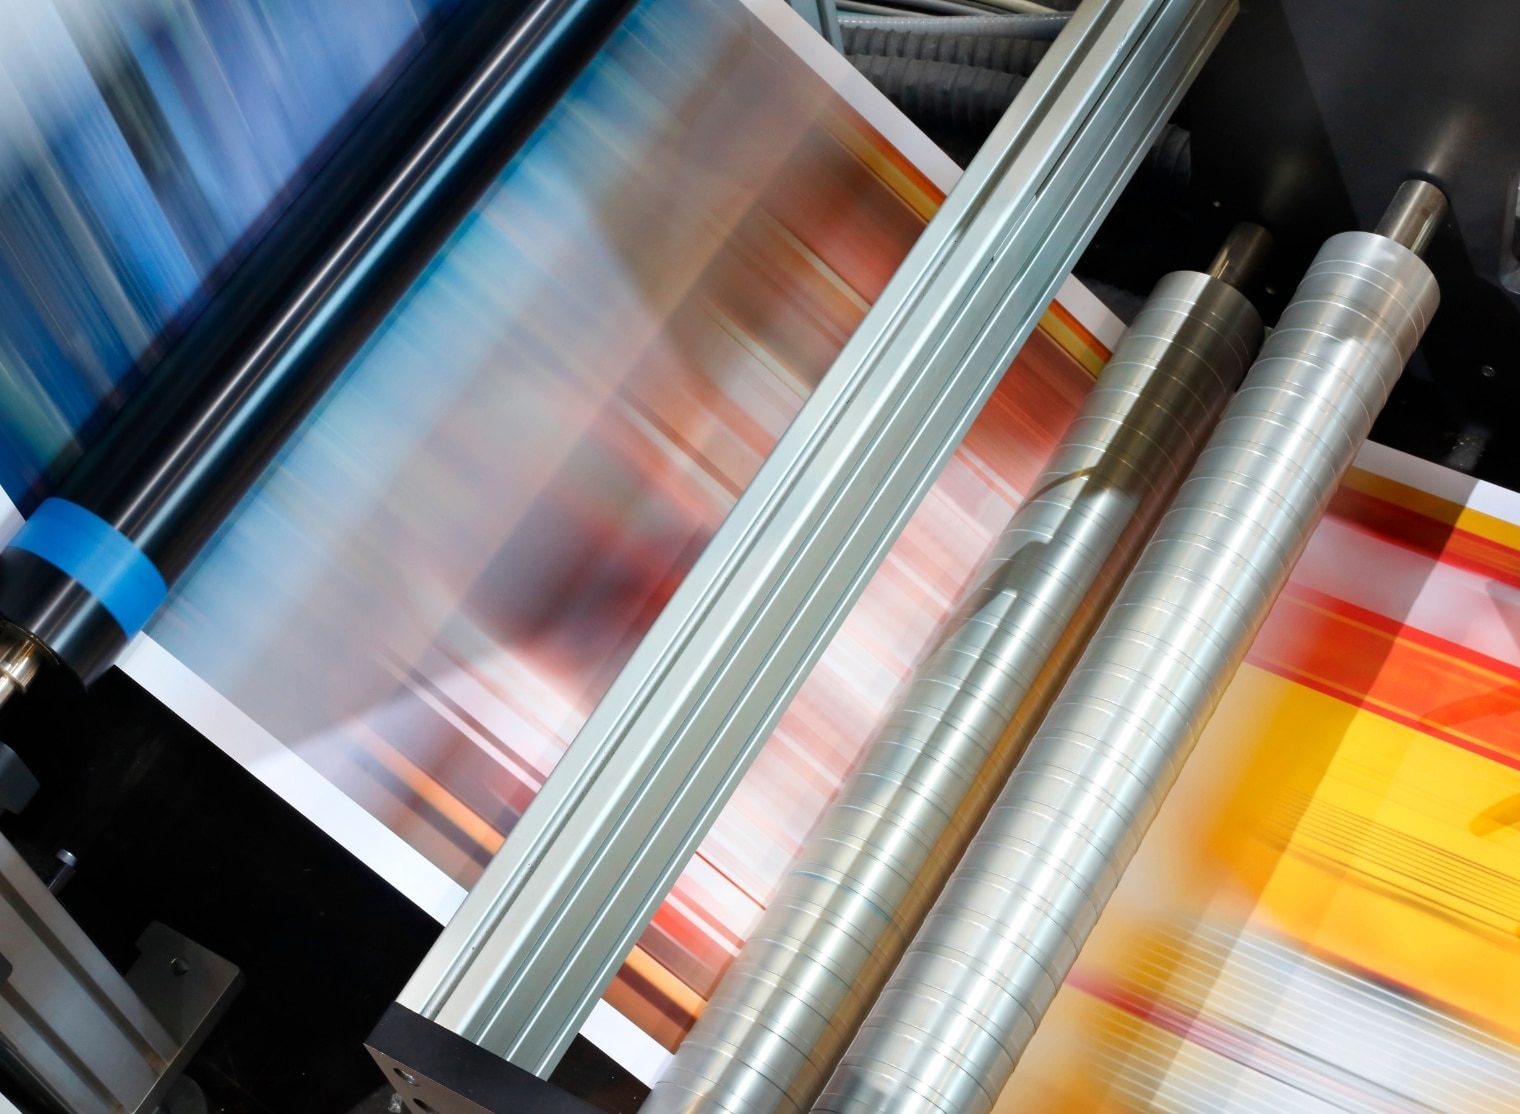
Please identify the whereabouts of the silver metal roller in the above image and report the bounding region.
[813,181,1445,1114]
[646,231,1267,1114]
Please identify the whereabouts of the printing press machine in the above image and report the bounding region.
[0,0,1516,1111]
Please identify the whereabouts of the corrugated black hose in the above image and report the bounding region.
[1139,117,1191,200]
[841,24,1053,75]
[850,53,1192,189]
[850,55,1021,165]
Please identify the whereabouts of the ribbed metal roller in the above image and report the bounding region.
[813,183,1444,1114]
[645,234,1267,1114]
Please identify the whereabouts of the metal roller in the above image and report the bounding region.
[0,0,632,692]
[813,181,1445,1114]
[647,231,1267,1114]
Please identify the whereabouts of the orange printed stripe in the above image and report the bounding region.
[1341,466,1520,555]
[823,105,945,221]
[1329,485,1520,591]
[1040,300,1111,377]
[1247,585,1520,772]
[365,737,507,854]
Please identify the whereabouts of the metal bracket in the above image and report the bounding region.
[0,831,241,1114]
[367,1005,600,1114]
[127,922,244,1114]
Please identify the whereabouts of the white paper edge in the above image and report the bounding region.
[113,633,469,922]
[0,482,675,1083]
[113,634,677,1084]
[0,493,18,544]
[739,0,960,193]
[113,639,679,1086]
[1054,273,1127,352]
[0,442,1509,1090]
[1353,439,1520,527]
[581,999,676,1086]
[109,440,1517,1093]
[0,0,1092,1091]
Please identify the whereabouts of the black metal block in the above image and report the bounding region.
[0,744,38,815]
[367,1003,602,1114]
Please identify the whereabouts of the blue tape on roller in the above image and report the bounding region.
[7,499,168,638]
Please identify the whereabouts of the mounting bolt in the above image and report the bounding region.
[1481,364,1497,378]
[46,849,77,894]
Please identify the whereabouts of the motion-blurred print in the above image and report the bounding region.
[0,0,1513,1107]
[994,445,1520,1113]
[0,0,452,499]
[10,0,1514,1098]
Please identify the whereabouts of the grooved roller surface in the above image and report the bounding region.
[645,271,1262,1114]
[814,231,1440,1114]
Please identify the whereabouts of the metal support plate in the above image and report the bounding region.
[126,922,244,1114]
[0,833,240,1114]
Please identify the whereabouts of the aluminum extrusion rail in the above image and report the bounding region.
[814,181,1445,1114]
[0,0,632,690]
[396,0,1239,1079]
[645,235,1265,1114]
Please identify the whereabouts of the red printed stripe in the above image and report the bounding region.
[1328,486,1520,593]
[1247,584,1520,772]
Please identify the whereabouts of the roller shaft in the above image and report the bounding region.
[0,0,631,687]
[814,211,1440,1114]
[647,268,1263,1114]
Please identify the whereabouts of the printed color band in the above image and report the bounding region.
[7,499,168,637]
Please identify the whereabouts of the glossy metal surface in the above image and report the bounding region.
[1274,0,1519,301]
[1375,179,1448,259]
[400,0,1238,1078]
[1205,222,1274,290]
[646,271,1261,1114]
[0,626,45,708]
[816,226,1441,1114]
